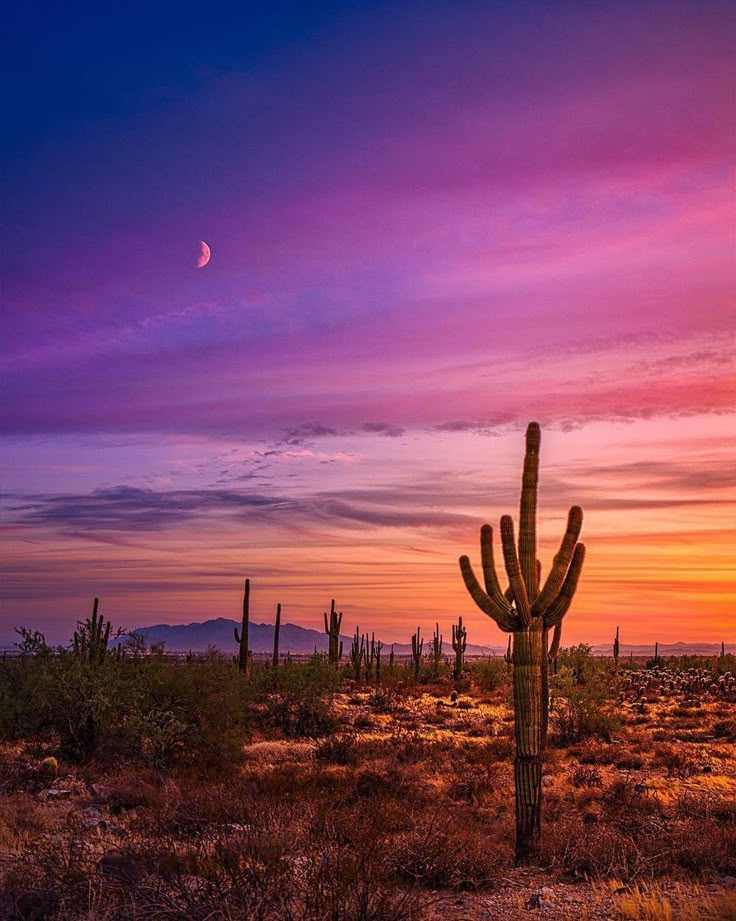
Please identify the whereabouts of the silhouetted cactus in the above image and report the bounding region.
[73,597,120,665]
[389,644,395,668]
[349,628,364,682]
[613,625,620,671]
[431,623,443,678]
[459,422,585,864]
[504,635,513,671]
[234,578,252,678]
[411,627,423,681]
[451,616,467,680]
[273,603,282,668]
[375,637,384,683]
[323,599,343,666]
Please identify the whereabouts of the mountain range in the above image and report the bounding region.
[118,618,734,658]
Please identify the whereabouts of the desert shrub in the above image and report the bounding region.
[391,813,508,888]
[550,665,620,745]
[315,733,358,766]
[651,744,703,779]
[472,658,508,692]
[367,685,400,712]
[569,764,603,788]
[131,649,247,769]
[0,633,247,768]
[446,764,497,803]
[543,815,644,879]
[252,659,339,738]
[713,720,736,741]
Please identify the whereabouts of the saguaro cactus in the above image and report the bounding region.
[459,422,585,864]
[234,578,252,678]
[73,597,115,665]
[349,628,364,682]
[613,625,620,672]
[452,616,467,680]
[273,603,282,668]
[411,627,423,681]
[431,623,443,678]
[323,599,343,666]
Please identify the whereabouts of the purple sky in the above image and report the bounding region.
[2,2,735,645]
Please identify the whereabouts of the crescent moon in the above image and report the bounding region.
[197,240,211,268]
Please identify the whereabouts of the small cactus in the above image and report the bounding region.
[451,615,467,680]
[431,623,443,678]
[613,625,620,671]
[411,627,423,681]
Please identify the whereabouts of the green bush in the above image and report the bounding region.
[471,658,508,693]
[550,664,620,746]
[1,631,247,769]
[248,658,340,738]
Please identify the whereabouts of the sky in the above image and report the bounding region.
[1,1,734,646]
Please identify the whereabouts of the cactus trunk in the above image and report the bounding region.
[513,622,545,861]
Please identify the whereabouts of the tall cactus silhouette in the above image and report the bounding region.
[323,599,343,666]
[73,597,120,665]
[431,623,443,678]
[613,625,620,672]
[459,422,585,864]
[273,603,282,668]
[411,627,423,681]
[234,578,252,678]
[451,615,467,680]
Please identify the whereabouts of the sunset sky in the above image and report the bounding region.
[2,1,734,646]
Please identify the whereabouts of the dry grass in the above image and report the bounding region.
[0,662,734,919]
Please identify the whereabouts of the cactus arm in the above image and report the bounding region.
[480,525,514,615]
[532,506,583,616]
[459,555,517,631]
[543,543,586,629]
[519,421,540,600]
[500,516,532,627]
[548,622,562,662]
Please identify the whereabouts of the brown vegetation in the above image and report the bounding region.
[1,639,734,919]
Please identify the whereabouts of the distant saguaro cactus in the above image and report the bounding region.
[459,422,585,864]
[234,578,252,678]
[349,628,364,682]
[73,597,122,665]
[431,623,443,678]
[451,616,467,680]
[411,627,423,681]
[613,625,620,672]
[273,603,282,668]
[323,600,343,666]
